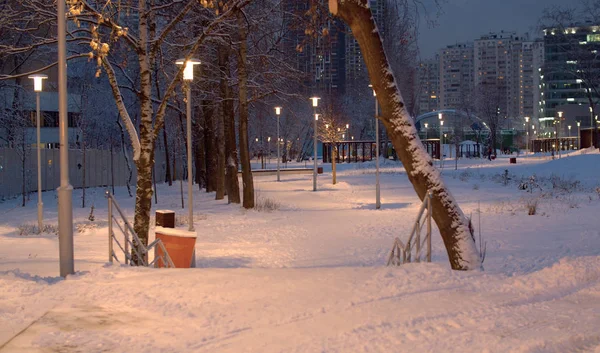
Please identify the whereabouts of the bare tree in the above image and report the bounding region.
[318,103,348,184]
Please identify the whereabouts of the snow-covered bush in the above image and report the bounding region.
[526,198,538,216]
[254,195,280,212]
[18,224,58,236]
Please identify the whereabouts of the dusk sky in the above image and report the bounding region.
[418,0,565,58]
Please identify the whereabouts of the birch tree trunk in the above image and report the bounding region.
[329,0,480,270]
[237,10,254,209]
[219,45,241,204]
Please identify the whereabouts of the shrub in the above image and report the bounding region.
[18,224,59,236]
[526,198,538,215]
[255,195,281,212]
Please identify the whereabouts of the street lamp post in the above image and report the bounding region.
[524,117,530,156]
[439,112,444,168]
[310,97,320,191]
[275,107,282,181]
[28,74,47,234]
[369,85,380,209]
[57,0,74,277]
[176,58,200,232]
[557,111,563,159]
[577,121,581,149]
[267,137,271,165]
[424,123,428,140]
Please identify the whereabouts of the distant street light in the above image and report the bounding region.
[28,73,48,234]
[525,116,530,156]
[310,97,320,191]
[275,106,282,181]
[557,111,563,159]
[440,118,444,168]
[369,84,380,209]
[175,58,200,232]
[267,137,271,165]
[577,121,581,149]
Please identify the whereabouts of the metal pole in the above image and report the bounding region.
[440,125,443,168]
[426,193,432,262]
[277,115,280,181]
[313,109,317,191]
[578,125,581,149]
[57,0,74,277]
[375,98,380,209]
[108,194,113,263]
[187,83,194,232]
[36,92,43,233]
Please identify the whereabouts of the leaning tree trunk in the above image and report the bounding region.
[237,10,254,209]
[330,0,480,270]
[219,45,241,204]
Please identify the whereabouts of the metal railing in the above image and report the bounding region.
[387,191,433,266]
[106,191,175,268]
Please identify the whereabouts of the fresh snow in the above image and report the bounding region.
[1,152,600,352]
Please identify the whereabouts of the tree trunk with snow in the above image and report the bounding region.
[219,45,241,204]
[329,0,480,270]
[237,10,254,209]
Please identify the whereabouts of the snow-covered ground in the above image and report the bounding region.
[1,151,600,352]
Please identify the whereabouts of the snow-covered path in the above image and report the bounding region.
[1,153,600,352]
[2,259,600,352]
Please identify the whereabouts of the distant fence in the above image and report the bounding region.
[0,148,175,200]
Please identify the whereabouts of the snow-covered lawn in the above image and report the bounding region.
[1,152,600,352]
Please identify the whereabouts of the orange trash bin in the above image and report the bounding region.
[154,227,197,268]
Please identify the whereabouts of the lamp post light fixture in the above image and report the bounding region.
[267,137,271,165]
[577,121,581,149]
[368,84,381,209]
[310,97,320,191]
[439,119,444,168]
[57,0,74,277]
[275,106,282,181]
[557,111,563,159]
[28,73,48,234]
[175,58,200,232]
[424,122,428,139]
[525,116,530,156]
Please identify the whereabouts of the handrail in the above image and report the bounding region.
[106,190,175,268]
[387,191,433,266]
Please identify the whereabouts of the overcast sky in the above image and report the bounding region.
[417,0,565,59]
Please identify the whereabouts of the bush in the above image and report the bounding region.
[526,198,538,215]
[18,224,58,236]
[255,195,281,212]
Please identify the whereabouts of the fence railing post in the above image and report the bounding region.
[124,225,129,265]
[415,220,421,263]
[427,192,432,263]
[108,193,113,264]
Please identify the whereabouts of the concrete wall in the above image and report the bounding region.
[0,148,175,199]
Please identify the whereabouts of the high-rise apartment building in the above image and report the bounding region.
[416,57,440,115]
[472,32,543,125]
[541,24,600,129]
[438,43,474,110]
[519,40,544,120]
